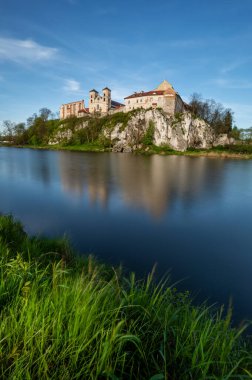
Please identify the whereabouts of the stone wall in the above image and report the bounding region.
[60,100,85,119]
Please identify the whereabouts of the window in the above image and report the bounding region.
[128,100,130,104]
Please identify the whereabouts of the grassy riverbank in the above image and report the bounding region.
[1,215,252,379]
[2,141,252,159]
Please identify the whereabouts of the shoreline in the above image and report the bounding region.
[0,214,251,378]
[1,142,252,159]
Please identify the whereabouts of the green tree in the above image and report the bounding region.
[189,94,234,135]
[13,123,28,145]
[39,108,52,121]
[2,120,16,142]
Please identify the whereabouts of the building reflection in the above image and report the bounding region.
[58,152,225,217]
[59,152,110,207]
[113,155,225,217]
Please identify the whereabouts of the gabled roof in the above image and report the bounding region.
[155,80,174,91]
[124,80,177,100]
[111,100,125,108]
[124,89,176,100]
[89,89,98,93]
[103,87,111,91]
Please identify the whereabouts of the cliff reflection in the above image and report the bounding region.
[59,152,225,217]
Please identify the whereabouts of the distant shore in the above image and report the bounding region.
[1,142,252,159]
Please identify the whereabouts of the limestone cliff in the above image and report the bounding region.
[103,109,231,152]
[49,109,233,151]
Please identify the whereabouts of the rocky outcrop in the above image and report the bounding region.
[213,134,235,147]
[49,109,233,152]
[104,109,219,152]
[48,121,89,145]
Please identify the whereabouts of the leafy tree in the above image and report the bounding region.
[189,94,233,135]
[26,114,37,128]
[13,123,28,145]
[27,117,47,145]
[39,108,52,121]
[230,126,241,140]
[2,120,16,142]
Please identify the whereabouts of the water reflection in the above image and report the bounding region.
[59,152,110,206]
[58,152,225,217]
[1,147,252,324]
[0,148,55,186]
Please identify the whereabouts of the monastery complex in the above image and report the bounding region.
[60,80,186,120]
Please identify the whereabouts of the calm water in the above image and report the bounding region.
[1,147,252,323]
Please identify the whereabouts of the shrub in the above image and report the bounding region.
[142,120,155,145]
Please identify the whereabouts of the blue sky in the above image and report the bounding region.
[0,0,252,129]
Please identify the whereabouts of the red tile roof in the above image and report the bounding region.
[78,108,89,113]
[124,89,176,100]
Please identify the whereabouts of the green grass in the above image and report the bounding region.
[0,215,252,379]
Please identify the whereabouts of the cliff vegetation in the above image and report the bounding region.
[0,105,252,157]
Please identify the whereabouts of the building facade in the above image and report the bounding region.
[60,100,88,119]
[60,87,124,120]
[89,87,124,115]
[124,80,184,114]
[59,80,185,120]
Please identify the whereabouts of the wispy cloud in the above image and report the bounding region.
[213,78,252,89]
[220,58,251,75]
[0,37,59,63]
[63,79,83,94]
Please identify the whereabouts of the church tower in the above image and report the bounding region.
[102,87,111,112]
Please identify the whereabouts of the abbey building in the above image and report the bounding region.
[60,87,124,119]
[59,80,186,120]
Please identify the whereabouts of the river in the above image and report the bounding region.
[1,147,252,323]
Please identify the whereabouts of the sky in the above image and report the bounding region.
[0,0,252,129]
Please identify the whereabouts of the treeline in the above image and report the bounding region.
[0,108,60,145]
[0,99,250,146]
[189,93,235,135]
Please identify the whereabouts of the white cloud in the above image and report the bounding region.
[0,37,58,63]
[63,79,82,93]
[213,78,252,89]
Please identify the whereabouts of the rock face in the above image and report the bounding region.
[104,109,217,152]
[49,121,89,145]
[213,134,235,147]
[49,109,232,151]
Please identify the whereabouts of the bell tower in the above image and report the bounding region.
[102,87,111,112]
